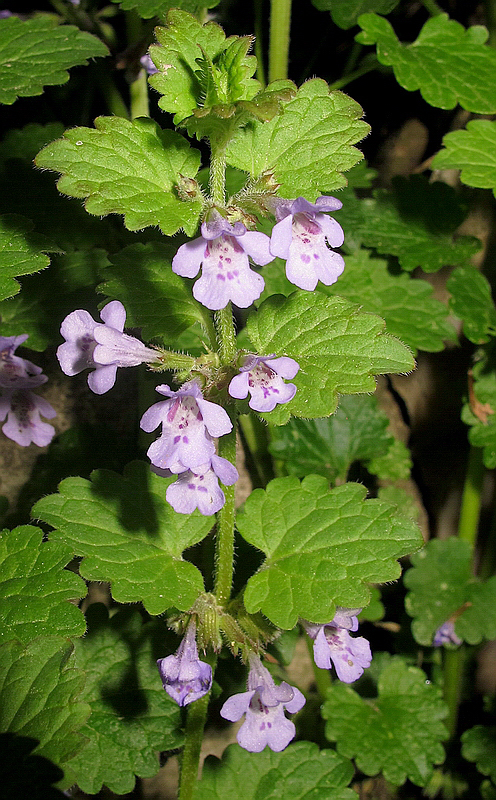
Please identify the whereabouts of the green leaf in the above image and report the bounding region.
[0,15,108,105]
[461,350,496,468]
[404,537,496,646]
[98,242,213,346]
[0,214,57,301]
[237,475,422,629]
[0,637,90,777]
[358,586,384,622]
[337,177,480,273]
[226,79,370,198]
[35,117,202,237]
[432,120,496,198]
[323,249,455,353]
[244,290,415,425]
[194,741,356,800]
[0,122,65,163]
[0,525,86,646]
[68,605,182,795]
[322,657,448,786]
[32,461,210,615]
[368,440,412,482]
[111,0,218,21]
[356,13,496,113]
[462,726,496,783]
[447,267,496,344]
[312,0,399,30]
[268,394,393,483]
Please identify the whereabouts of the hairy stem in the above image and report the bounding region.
[458,445,484,548]
[329,57,380,90]
[130,70,150,118]
[254,0,266,86]
[443,647,466,739]
[210,145,227,207]
[215,304,237,365]
[178,674,214,800]
[269,0,292,81]
[421,0,444,15]
[214,424,237,604]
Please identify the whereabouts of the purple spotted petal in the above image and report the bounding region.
[268,214,293,260]
[0,335,46,389]
[228,354,299,413]
[157,622,212,706]
[93,326,159,367]
[313,626,372,682]
[166,464,225,515]
[0,389,56,447]
[240,231,274,266]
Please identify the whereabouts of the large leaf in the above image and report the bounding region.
[0,525,86,646]
[226,79,369,198]
[432,120,496,199]
[68,605,183,795]
[404,537,496,646]
[237,475,422,629]
[0,214,56,301]
[447,266,496,344]
[0,15,108,105]
[244,290,415,425]
[312,0,399,30]
[32,461,210,615]
[322,658,448,786]
[194,741,356,800]
[356,13,496,113]
[0,637,90,780]
[35,117,202,237]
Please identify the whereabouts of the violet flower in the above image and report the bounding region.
[140,380,233,473]
[269,196,345,291]
[433,620,462,647]
[57,300,159,395]
[157,621,212,706]
[228,354,299,413]
[302,607,372,683]
[0,388,56,447]
[0,335,46,389]
[165,455,239,516]
[172,213,274,310]
[220,654,305,753]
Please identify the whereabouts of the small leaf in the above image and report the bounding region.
[462,726,496,783]
[194,741,356,800]
[226,79,370,198]
[461,350,496,469]
[447,266,496,344]
[237,475,422,629]
[35,117,202,237]
[356,13,496,113]
[312,0,399,30]
[32,461,209,615]
[0,214,57,301]
[322,657,448,786]
[368,439,412,481]
[404,537,496,646]
[111,0,218,20]
[245,290,415,425]
[0,637,90,778]
[68,605,183,795]
[432,120,496,199]
[0,15,108,105]
[0,525,86,645]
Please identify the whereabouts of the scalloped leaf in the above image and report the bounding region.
[356,13,496,113]
[32,461,210,615]
[312,0,399,30]
[447,266,496,344]
[35,117,202,237]
[462,726,496,783]
[237,475,422,629]
[461,349,496,469]
[111,0,217,20]
[0,15,108,105]
[432,120,496,199]
[0,214,57,301]
[244,290,415,425]
[322,657,448,786]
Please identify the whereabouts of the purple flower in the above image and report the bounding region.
[433,620,462,647]
[57,300,159,395]
[157,621,212,706]
[269,196,345,291]
[172,213,274,310]
[140,53,158,75]
[302,607,372,683]
[0,335,46,389]
[165,455,239,515]
[220,654,305,753]
[140,380,233,473]
[228,354,299,412]
[0,388,55,447]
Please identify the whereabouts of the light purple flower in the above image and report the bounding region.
[433,620,462,647]
[157,621,212,706]
[140,53,158,75]
[220,654,305,753]
[165,455,238,515]
[302,607,372,683]
[57,300,159,395]
[172,214,274,310]
[140,380,233,473]
[269,196,345,291]
[228,354,299,412]
[0,388,55,447]
[0,335,46,389]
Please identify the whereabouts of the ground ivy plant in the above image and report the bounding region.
[1,0,495,798]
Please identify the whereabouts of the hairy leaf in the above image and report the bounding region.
[0,214,57,301]
[447,266,496,344]
[237,475,422,629]
[312,0,399,30]
[368,439,412,481]
[461,350,496,469]
[111,0,217,20]
[432,120,496,198]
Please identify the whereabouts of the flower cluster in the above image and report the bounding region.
[302,606,372,683]
[157,621,212,706]
[0,335,56,447]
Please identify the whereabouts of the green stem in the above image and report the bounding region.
[130,70,150,118]
[306,637,331,701]
[254,0,266,87]
[421,0,444,15]
[178,685,212,800]
[458,445,484,548]
[443,647,465,739]
[209,145,227,207]
[214,425,237,604]
[485,0,496,47]
[328,58,380,91]
[215,305,237,365]
[95,63,130,119]
[269,0,292,82]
